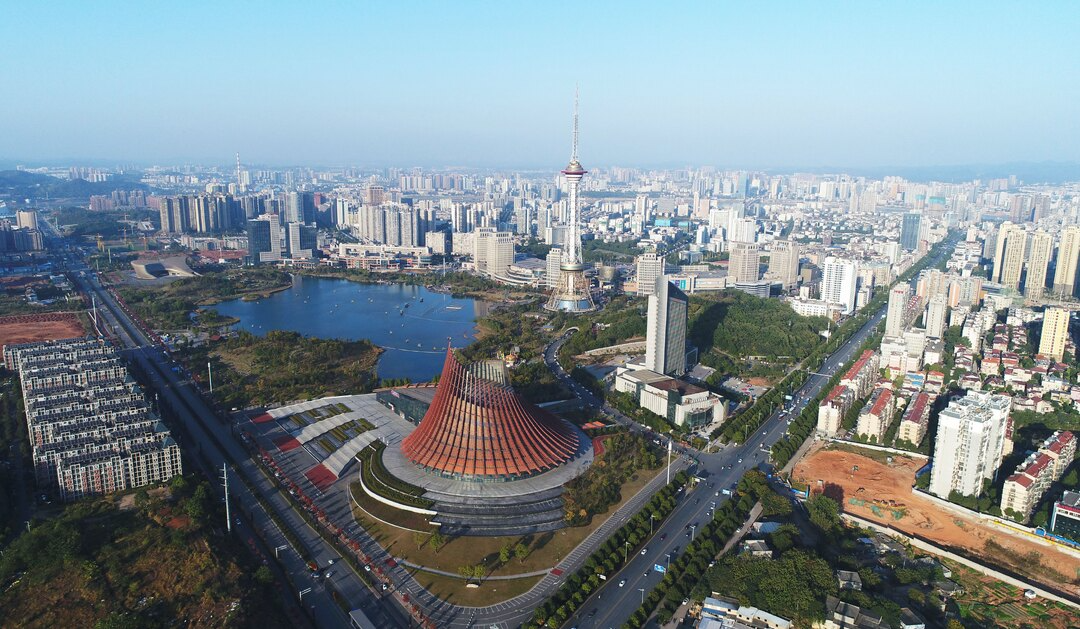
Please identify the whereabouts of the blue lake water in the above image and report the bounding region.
[212,275,482,382]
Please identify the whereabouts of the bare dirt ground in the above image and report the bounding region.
[0,313,86,350]
[794,441,1080,597]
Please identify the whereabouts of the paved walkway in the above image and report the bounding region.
[400,561,551,580]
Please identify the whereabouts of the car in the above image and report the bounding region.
[364,565,371,572]
[381,584,388,591]
[640,547,648,555]
[587,609,598,618]
[328,558,335,565]
[235,518,241,526]
[714,490,720,496]
[324,571,334,579]
[643,571,649,577]
[737,458,743,463]
[618,579,626,587]
[659,533,667,541]
[682,598,689,605]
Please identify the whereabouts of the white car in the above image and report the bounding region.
[618,579,626,587]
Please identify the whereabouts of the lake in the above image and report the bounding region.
[213,275,483,382]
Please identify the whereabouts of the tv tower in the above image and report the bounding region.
[545,90,597,312]
[235,152,246,193]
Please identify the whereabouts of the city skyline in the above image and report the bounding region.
[3,3,1079,171]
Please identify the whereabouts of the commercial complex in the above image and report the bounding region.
[928,391,1012,499]
[614,368,725,429]
[7,337,182,502]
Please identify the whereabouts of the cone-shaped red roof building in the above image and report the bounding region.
[401,348,582,481]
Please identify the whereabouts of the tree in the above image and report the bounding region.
[185,483,211,522]
[499,542,512,564]
[515,542,529,564]
[413,531,429,550]
[429,531,446,554]
[254,565,274,585]
[807,494,841,535]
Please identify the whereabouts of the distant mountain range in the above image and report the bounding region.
[0,170,150,202]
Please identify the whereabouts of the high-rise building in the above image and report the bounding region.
[645,277,689,377]
[473,228,514,280]
[925,294,947,339]
[1039,307,1071,361]
[728,241,761,284]
[900,212,922,251]
[1054,226,1080,299]
[1025,230,1053,299]
[821,257,858,315]
[286,222,317,259]
[246,213,282,264]
[635,252,666,297]
[993,222,1026,291]
[545,93,596,312]
[545,246,563,288]
[765,240,800,289]
[885,284,911,338]
[929,391,1012,499]
[16,210,38,231]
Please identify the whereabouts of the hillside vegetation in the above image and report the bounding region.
[689,290,829,360]
[0,477,290,629]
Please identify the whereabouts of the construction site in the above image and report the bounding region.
[794,441,1080,599]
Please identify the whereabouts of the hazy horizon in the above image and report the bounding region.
[3,3,1078,170]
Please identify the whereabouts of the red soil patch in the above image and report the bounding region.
[0,312,85,355]
[304,464,337,491]
[592,434,613,458]
[794,441,1080,596]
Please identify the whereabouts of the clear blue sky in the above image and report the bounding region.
[2,1,1078,169]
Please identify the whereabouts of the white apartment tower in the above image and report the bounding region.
[926,294,948,339]
[1039,307,1071,361]
[929,391,1012,499]
[993,222,1026,291]
[885,284,911,338]
[1025,230,1053,299]
[1053,226,1080,298]
[822,257,858,315]
[636,252,666,297]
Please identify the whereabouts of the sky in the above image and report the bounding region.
[2,1,1078,171]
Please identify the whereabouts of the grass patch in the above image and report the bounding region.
[350,484,437,533]
[357,442,434,509]
[410,570,543,607]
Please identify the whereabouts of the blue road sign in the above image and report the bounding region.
[654,564,666,573]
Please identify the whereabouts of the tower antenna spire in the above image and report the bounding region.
[235,152,242,192]
[571,86,579,162]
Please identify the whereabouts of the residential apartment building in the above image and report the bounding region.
[840,350,880,399]
[8,337,182,502]
[1039,307,1071,361]
[1000,431,1075,521]
[855,387,895,444]
[928,391,1012,499]
[822,257,858,315]
[817,385,855,437]
[1053,226,1080,298]
[897,392,931,446]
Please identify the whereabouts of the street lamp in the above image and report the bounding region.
[650,513,656,534]
[690,525,696,541]
[638,588,645,604]
[665,553,671,570]
[624,540,631,562]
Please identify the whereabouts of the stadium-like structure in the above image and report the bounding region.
[401,348,581,481]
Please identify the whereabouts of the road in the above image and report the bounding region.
[562,236,957,629]
[65,262,408,629]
